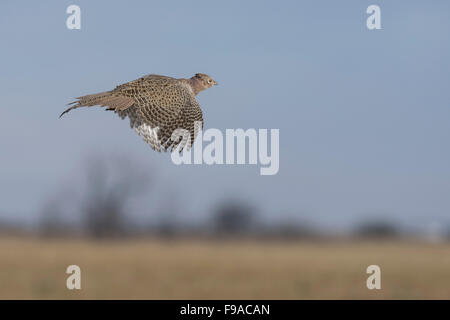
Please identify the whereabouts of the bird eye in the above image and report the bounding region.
[207,79,212,84]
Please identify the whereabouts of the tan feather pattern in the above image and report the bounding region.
[61,73,216,152]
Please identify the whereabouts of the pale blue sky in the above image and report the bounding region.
[1,1,449,230]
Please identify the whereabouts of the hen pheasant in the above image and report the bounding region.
[60,73,217,152]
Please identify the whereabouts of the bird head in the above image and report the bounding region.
[188,73,218,95]
[194,73,218,89]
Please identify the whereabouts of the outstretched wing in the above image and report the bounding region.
[159,97,204,152]
[60,74,173,117]
[179,97,204,151]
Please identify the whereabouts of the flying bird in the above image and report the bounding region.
[60,73,218,152]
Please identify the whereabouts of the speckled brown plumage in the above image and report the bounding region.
[60,73,217,152]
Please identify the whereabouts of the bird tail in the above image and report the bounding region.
[60,91,134,118]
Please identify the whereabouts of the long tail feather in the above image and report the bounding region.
[60,91,134,118]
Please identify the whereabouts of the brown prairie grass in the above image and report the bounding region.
[0,236,449,299]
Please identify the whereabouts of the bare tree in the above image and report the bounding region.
[81,154,151,238]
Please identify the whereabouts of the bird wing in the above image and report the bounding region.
[161,96,204,152]
[113,75,204,152]
[179,97,204,151]
[60,75,174,117]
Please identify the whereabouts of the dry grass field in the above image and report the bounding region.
[0,236,449,299]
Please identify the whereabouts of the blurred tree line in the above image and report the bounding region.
[1,154,449,242]
[35,155,323,239]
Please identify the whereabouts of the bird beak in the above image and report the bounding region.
[214,81,218,86]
